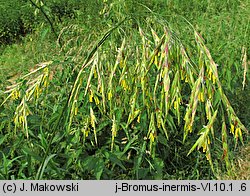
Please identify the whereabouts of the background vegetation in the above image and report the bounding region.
[0,0,249,180]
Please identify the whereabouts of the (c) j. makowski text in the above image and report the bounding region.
[19,182,79,192]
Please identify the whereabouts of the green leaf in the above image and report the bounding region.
[0,135,7,146]
[94,159,104,180]
[40,28,49,41]
[82,156,96,171]
[135,140,146,179]
[153,157,164,180]
[158,133,168,146]
[104,152,126,170]
[36,154,57,180]
[22,147,43,162]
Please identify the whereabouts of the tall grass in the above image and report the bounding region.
[0,0,249,179]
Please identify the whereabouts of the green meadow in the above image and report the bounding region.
[0,0,249,179]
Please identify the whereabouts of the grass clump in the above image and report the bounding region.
[0,0,249,180]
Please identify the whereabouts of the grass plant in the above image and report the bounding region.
[0,0,249,180]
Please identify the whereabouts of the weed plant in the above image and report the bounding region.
[0,0,249,180]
